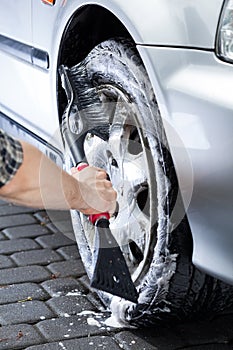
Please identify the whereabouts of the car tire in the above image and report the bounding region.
[63,38,233,327]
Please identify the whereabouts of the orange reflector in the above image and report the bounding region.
[42,0,55,5]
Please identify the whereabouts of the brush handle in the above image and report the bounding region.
[77,163,110,224]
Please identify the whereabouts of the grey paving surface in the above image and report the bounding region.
[0,201,232,350]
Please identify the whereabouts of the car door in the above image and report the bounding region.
[0,1,34,126]
[0,0,32,42]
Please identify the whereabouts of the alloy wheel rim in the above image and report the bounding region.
[79,85,158,282]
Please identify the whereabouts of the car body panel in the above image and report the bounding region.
[0,0,232,284]
[0,0,38,140]
[137,45,233,283]
[89,0,223,47]
[0,0,32,43]
[33,0,224,50]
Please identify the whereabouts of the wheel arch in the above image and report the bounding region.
[56,4,166,121]
[56,4,194,251]
[57,4,139,121]
[58,5,132,66]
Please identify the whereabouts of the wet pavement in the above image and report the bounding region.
[0,200,232,350]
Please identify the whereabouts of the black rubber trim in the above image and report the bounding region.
[0,34,49,69]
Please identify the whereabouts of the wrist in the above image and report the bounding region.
[65,175,84,211]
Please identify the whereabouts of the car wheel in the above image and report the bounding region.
[61,38,233,327]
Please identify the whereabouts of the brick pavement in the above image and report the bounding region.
[0,200,232,350]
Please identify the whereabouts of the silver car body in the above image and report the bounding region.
[0,0,232,284]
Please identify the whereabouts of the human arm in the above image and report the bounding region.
[0,138,116,214]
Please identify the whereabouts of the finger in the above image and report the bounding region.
[100,188,117,203]
[70,167,78,175]
[96,170,107,179]
[104,180,113,188]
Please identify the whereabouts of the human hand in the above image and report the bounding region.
[70,165,117,215]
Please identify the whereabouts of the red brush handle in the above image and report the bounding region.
[77,163,110,224]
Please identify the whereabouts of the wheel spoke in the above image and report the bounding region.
[116,202,150,244]
[84,134,107,168]
[124,151,147,190]
[108,106,130,166]
[110,200,150,276]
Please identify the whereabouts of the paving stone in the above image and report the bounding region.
[0,300,55,325]
[115,326,192,350]
[0,254,14,268]
[56,245,80,260]
[115,331,159,350]
[79,274,92,290]
[41,277,88,297]
[115,320,233,350]
[25,335,122,350]
[0,283,48,305]
[0,266,51,285]
[0,204,35,216]
[34,211,51,224]
[78,276,105,311]
[47,260,86,278]
[0,232,6,240]
[0,214,37,230]
[78,275,103,305]
[47,295,96,316]
[34,210,71,225]
[0,200,7,206]
[175,315,233,346]
[0,238,40,254]
[37,211,75,242]
[46,219,75,235]
[36,233,74,249]
[86,292,106,312]
[36,313,112,342]
[0,323,45,349]
[11,249,63,266]
[46,221,75,241]
[3,224,50,239]
[44,224,75,247]
[180,345,233,349]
